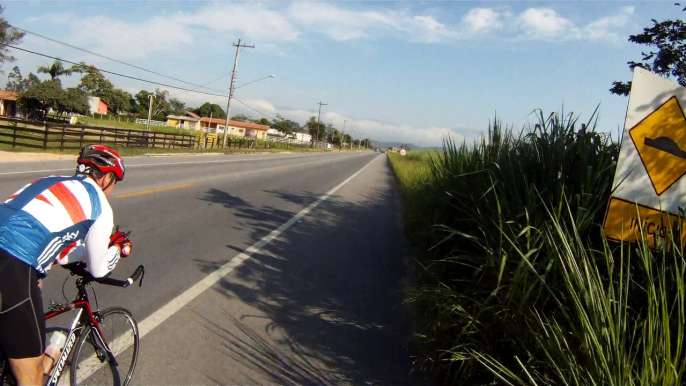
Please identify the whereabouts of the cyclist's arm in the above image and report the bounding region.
[83,207,121,278]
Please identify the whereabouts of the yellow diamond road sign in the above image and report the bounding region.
[629,96,686,195]
[602,67,686,248]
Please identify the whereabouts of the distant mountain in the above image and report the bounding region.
[370,140,439,151]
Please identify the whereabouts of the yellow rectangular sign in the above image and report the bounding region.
[603,197,686,249]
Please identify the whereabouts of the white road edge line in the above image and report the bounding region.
[68,154,380,384]
[0,153,356,175]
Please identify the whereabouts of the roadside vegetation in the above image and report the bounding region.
[386,7,686,384]
[389,109,686,385]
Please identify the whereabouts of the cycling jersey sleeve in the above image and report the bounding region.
[83,206,120,278]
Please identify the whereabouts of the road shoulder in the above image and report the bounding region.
[132,154,427,385]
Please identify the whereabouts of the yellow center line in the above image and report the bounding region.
[269,166,290,173]
[116,182,196,199]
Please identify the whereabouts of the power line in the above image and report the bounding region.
[232,97,276,120]
[0,43,230,97]
[13,25,227,94]
[168,71,232,97]
[2,42,277,120]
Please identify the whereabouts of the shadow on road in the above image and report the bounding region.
[196,158,426,385]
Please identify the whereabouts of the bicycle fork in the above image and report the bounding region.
[47,313,81,386]
[88,322,119,367]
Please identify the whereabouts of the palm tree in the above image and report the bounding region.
[70,61,95,75]
[37,59,73,80]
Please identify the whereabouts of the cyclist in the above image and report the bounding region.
[0,144,132,386]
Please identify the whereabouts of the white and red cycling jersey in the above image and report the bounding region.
[0,174,121,278]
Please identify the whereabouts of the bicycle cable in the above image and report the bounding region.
[90,283,100,311]
[62,275,69,303]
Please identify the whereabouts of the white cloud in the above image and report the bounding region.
[583,6,635,42]
[287,2,458,43]
[24,12,76,24]
[463,8,502,34]
[516,6,635,42]
[66,16,193,60]
[409,15,459,43]
[51,3,296,62]
[20,3,637,67]
[288,2,380,41]
[518,8,580,40]
[181,4,299,43]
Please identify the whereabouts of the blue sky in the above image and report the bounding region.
[1,1,681,146]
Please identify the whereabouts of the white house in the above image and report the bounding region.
[294,132,312,143]
[88,96,109,115]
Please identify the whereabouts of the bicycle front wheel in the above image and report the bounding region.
[70,307,139,386]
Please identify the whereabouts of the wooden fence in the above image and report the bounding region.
[0,118,195,150]
[0,117,315,152]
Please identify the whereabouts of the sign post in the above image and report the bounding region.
[603,68,686,248]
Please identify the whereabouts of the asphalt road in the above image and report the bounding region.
[0,152,425,385]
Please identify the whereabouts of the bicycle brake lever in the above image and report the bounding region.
[139,269,145,287]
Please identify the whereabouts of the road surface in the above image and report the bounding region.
[0,152,425,385]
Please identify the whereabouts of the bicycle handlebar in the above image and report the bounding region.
[64,263,145,288]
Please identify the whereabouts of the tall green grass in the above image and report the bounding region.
[390,108,686,384]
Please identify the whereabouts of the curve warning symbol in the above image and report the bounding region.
[629,96,686,195]
[644,136,686,159]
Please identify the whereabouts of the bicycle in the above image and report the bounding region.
[0,262,145,386]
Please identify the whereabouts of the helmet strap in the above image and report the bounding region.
[102,173,117,191]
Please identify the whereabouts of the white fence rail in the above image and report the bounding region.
[134,118,168,127]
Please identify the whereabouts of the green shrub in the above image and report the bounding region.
[387,107,686,384]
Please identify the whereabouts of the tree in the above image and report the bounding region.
[0,5,25,73]
[152,88,170,116]
[325,123,338,144]
[55,88,89,118]
[18,80,62,120]
[70,61,92,75]
[231,113,250,122]
[24,73,40,90]
[610,3,686,95]
[6,66,21,91]
[271,114,297,136]
[5,66,39,92]
[134,90,153,114]
[103,89,133,116]
[194,102,226,119]
[77,65,114,98]
[305,116,326,145]
[126,93,137,113]
[330,127,342,146]
[169,98,186,115]
[37,59,74,81]
[135,89,170,116]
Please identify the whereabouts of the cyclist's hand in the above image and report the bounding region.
[110,231,132,257]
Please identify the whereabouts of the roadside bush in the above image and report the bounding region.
[387,108,686,384]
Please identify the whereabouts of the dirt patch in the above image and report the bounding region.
[0,151,75,163]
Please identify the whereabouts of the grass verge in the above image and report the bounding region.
[389,109,686,385]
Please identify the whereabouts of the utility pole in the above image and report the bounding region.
[222,38,255,148]
[339,119,347,151]
[146,94,154,132]
[352,128,356,151]
[315,101,327,148]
